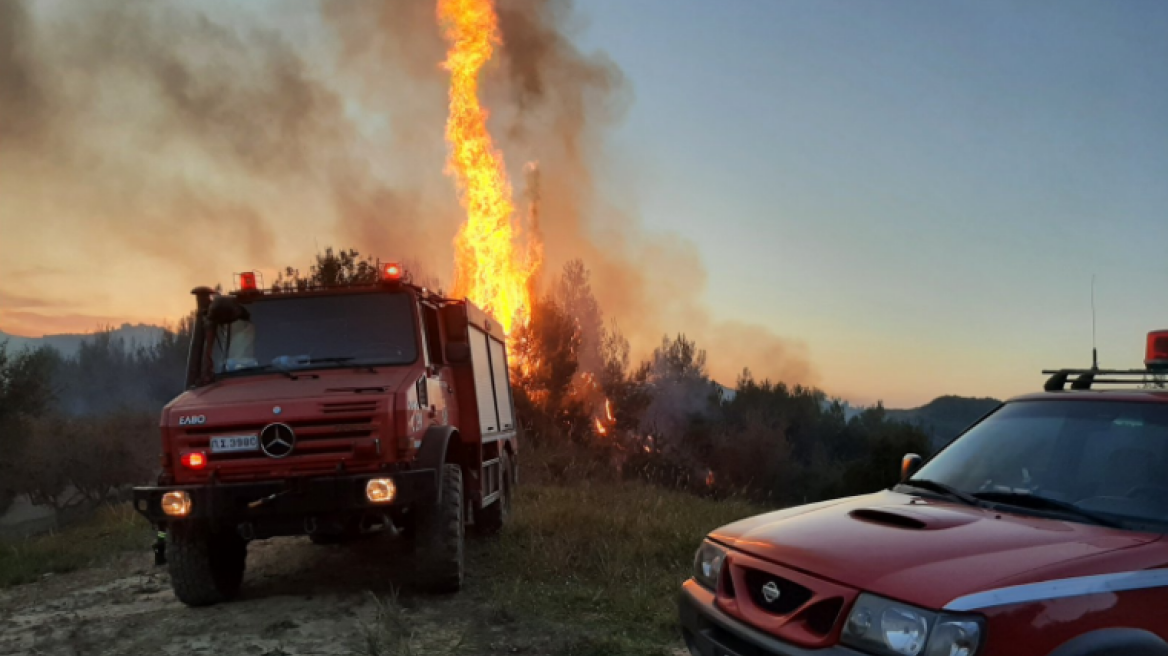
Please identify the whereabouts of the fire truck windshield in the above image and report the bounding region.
[906,400,1168,531]
[212,292,418,376]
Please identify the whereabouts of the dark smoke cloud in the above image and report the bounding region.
[0,0,46,147]
[0,0,453,325]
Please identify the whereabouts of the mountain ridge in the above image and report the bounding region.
[0,324,165,358]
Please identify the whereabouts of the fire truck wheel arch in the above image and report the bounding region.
[417,426,460,502]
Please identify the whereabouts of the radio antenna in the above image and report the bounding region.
[1091,274,1099,370]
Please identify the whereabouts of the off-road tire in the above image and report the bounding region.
[414,464,464,593]
[167,524,247,607]
[475,452,512,536]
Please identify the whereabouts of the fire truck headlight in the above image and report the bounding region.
[161,491,192,518]
[366,478,397,503]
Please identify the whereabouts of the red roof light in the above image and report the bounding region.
[1147,330,1168,371]
[382,262,403,282]
[239,272,258,291]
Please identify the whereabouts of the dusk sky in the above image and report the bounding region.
[1,0,1165,407]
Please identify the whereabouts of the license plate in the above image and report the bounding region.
[210,435,259,453]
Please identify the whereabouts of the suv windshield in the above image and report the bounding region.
[213,292,418,376]
[907,400,1168,531]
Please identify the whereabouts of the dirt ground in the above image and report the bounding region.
[0,536,680,656]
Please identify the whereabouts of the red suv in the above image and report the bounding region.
[680,331,1168,656]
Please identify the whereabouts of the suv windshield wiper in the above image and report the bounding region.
[899,479,983,507]
[972,491,1125,529]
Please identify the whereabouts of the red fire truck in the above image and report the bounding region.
[681,331,1168,656]
[133,264,518,606]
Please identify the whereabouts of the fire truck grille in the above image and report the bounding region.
[320,400,379,414]
[742,568,813,616]
[181,403,382,462]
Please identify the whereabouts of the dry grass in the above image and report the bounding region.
[473,481,763,655]
[0,503,149,588]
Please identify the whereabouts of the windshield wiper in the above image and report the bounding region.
[220,363,296,380]
[972,491,1124,529]
[899,479,984,508]
[306,357,354,364]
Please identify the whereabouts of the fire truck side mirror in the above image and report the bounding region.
[446,342,471,364]
[207,295,249,325]
[900,453,923,482]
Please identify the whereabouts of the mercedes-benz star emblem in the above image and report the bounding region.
[761,581,781,604]
[259,423,296,458]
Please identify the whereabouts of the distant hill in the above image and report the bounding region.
[887,395,1002,451]
[0,324,165,358]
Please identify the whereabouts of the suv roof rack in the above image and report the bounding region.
[1042,369,1166,392]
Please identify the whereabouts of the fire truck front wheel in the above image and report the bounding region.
[167,523,248,607]
[414,464,465,593]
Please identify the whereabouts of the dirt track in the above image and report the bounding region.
[0,537,566,656]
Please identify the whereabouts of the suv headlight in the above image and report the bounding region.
[692,540,728,591]
[842,593,984,656]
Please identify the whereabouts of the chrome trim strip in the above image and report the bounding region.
[945,569,1168,612]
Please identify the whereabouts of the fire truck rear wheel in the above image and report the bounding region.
[167,523,247,607]
[415,464,464,593]
[475,452,512,536]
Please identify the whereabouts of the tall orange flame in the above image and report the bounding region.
[438,0,539,334]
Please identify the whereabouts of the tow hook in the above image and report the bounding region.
[247,489,291,509]
[304,516,318,535]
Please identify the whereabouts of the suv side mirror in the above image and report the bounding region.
[900,453,923,482]
[446,342,471,364]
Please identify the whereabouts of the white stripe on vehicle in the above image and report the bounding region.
[945,569,1168,612]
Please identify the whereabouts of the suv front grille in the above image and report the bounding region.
[742,568,813,616]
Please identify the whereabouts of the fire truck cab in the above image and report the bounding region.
[133,264,518,606]
[681,331,1168,656]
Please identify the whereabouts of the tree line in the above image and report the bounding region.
[0,322,191,512]
[513,259,932,505]
[0,248,930,515]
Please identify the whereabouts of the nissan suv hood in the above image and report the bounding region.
[711,490,1159,609]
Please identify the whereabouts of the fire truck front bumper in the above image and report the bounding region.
[132,469,437,525]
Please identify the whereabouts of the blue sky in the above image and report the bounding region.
[572,0,1168,404]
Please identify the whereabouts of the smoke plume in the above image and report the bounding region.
[0,0,813,385]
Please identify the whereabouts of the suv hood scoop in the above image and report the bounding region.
[712,490,1159,609]
[849,506,976,531]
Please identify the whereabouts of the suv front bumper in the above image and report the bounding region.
[679,580,863,656]
[132,470,436,524]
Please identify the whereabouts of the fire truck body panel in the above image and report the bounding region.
[133,274,517,602]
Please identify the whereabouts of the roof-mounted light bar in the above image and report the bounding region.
[1041,328,1168,390]
[234,271,263,292]
[1147,330,1168,372]
[381,262,404,283]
